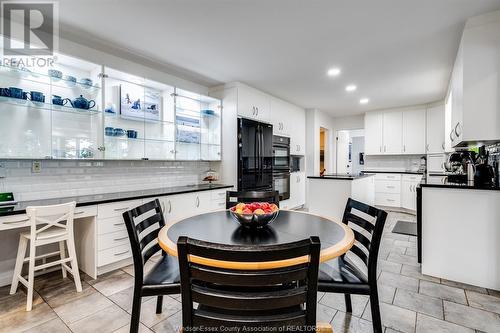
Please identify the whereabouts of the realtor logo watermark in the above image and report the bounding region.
[1,0,58,66]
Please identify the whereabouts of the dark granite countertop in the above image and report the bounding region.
[308,173,374,180]
[418,176,499,191]
[361,170,425,175]
[0,183,234,217]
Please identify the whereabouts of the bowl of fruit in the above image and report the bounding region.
[229,202,279,228]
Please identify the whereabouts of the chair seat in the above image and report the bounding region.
[318,256,368,285]
[143,254,180,286]
[21,229,67,241]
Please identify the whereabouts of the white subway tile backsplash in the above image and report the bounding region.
[0,159,212,201]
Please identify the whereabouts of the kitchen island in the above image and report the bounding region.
[307,174,375,221]
[418,177,500,290]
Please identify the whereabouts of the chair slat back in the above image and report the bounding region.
[25,202,76,241]
[225,190,280,209]
[178,236,321,331]
[122,199,166,280]
[342,198,387,280]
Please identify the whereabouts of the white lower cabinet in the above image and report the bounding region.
[373,173,422,210]
[287,172,306,209]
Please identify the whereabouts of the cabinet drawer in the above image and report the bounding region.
[0,214,30,230]
[211,200,226,211]
[97,200,142,219]
[375,193,401,207]
[374,173,402,181]
[402,174,422,182]
[98,229,129,251]
[98,243,131,267]
[211,189,228,200]
[98,216,127,235]
[74,205,97,218]
[375,180,401,194]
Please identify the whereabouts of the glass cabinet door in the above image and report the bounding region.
[103,68,146,159]
[50,54,102,159]
[103,68,176,160]
[0,53,102,159]
[174,89,202,160]
[200,95,222,161]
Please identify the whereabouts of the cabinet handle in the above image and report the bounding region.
[387,199,395,202]
[252,106,255,115]
[256,107,259,116]
[297,145,300,151]
[403,145,406,152]
[168,200,172,213]
[113,236,128,241]
[426,144,429,152]
[387,186,395,189]
[441,142,445,150]
[160,201,165,213]
[113,207,129,212]
[387,176,395,179]
[380,146,382,153]
[196,196,200,208]
[454,122,461,136]
[114,250,129,256]
[384,145,386,152]
[74,210,85,215]
[450,130,455,142]
[113,222,124,226]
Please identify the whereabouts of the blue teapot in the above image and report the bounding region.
[65,95,96,110]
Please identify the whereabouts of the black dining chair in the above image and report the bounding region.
[177,236,333,332]
[122,199,181,333]
[318,198,388,333]
[225,190,280,209]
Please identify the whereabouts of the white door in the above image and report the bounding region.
[364,112,383,155]
[296,172,306,207]
[289,172,305,209]
[403,108,426,154]
[426,104,445,153]
[383,111,403,154]
[162,194,194,223]
[270,98,289,136]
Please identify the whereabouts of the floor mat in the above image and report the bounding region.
[392,220,417,236]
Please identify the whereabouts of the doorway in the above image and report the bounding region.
[319,127,330,174]
[336,129,364,174]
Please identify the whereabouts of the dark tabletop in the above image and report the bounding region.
[167,210,347,251]
[419,176,500,191]
[361,170,424,175]
[0,184,233,217]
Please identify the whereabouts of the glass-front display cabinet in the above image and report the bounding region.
[0,52,221,161]
[0,54,102,159]
[174,88,221,161]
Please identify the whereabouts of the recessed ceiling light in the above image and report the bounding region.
[345,84,357,92]
[360,98,369,104]
[327,68,341,76]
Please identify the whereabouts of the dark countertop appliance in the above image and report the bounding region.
[237,118,274,192]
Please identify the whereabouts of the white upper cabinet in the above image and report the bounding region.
[364,112,384,155]
[402,108,426,154]
[270,98,290,136]
[237,85,270,121]
[426,104,445,154]
[447,13,500,147]
[383,111,403,154]
[290,107,306,155]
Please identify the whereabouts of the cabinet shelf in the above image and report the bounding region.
[0,97,101,115]
[104,136,174,144]
[0,65,101,91]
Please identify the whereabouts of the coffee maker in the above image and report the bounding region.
[444,150,476,183]
[474,146,494,186]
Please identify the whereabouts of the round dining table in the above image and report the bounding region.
[158,209,354,269]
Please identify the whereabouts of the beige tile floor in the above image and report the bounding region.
[1,212,499,333]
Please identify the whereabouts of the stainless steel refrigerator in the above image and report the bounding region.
[237,118,274,191]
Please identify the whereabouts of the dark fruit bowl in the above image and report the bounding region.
[229,208,279,228]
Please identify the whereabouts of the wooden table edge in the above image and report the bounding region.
[158,209,355,270]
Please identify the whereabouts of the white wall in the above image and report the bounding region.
[305,110,364,177]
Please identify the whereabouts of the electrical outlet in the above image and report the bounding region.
[32,161,41,173]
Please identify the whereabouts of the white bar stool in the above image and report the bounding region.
[10,201,82,311]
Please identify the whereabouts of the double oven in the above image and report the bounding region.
[272,136,291,200]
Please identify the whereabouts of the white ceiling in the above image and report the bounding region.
[57,0,500,116]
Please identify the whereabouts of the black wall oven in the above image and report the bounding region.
[273,135,290,200]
